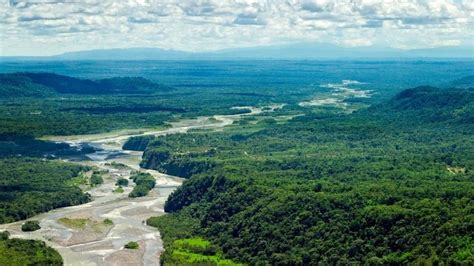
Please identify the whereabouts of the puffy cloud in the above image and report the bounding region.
[1,0,473,55]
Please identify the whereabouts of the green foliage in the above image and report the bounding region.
[0,231,9,240]
[0,158,91,223]
[0,72,284,137]
[124,241,139,249]
[169,238,242,265]
[0,96,171,137]
[2,69,474,265]
[128,173,156,198]
[105,161,129,169]
[0,73,55,98]
[66,173,89,187]
[145,87,474,265]
[103,219,114,225]
[58,217,89,229]
[90,173,104,186]
[115,178,129,187]
[21,220,41,232]
[113,187,124,193]
[147,214,241,265]
[383,86,474,123]
[147,212,198,242]
[0,232,62,265]
[128,186,150,198]
[141,146,217,178]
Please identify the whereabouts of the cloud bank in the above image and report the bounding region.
[1,0,473,56]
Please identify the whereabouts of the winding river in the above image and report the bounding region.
[0,106,278,266]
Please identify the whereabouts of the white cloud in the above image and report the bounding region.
[0,0,473,55]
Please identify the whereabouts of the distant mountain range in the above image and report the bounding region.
[2,42,473,60]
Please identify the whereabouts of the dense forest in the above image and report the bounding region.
[0,231,62,265]
[0,72,274,137]
[0,158,91,223]
[141,86,474,265]
[0,69,473,265]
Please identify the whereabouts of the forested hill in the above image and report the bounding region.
[0,72,172,97]
[368,86,474,124]
[144,85,474,265]
[390,86,473,110]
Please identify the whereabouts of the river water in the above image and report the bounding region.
[0,106,277,266]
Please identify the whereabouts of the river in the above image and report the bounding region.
[0,105,279,266]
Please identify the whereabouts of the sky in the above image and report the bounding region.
[1,0,473,56]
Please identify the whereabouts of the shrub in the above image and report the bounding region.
[128,173,155,198]
[113,187,124,193]
[0,231,10,240]
[90,173,103,186]
[116,178,129,186]
[21,220,41,232]
[124,241,139,249]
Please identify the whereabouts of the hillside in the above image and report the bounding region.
[390,86,473,110]
[143,86,474,265]
[0,72,172,97]
[372,86,474,124]
[0,73,55,97]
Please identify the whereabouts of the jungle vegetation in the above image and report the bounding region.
[142,86,474,265]
[0,231,63,265]
[0,72,270,138]
[0,158,91,223]
[0,68,473,265]
[147,216,242,265]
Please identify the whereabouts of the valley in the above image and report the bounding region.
[2,1,473,264]
[0,105,273,265]
[0,65,473,265]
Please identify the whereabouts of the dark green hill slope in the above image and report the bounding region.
[0,72,172,97]
[389,86,473,110]
[0,73,55,97]
[369,86,474,124]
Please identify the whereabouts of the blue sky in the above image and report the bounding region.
[1,0,473,56]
